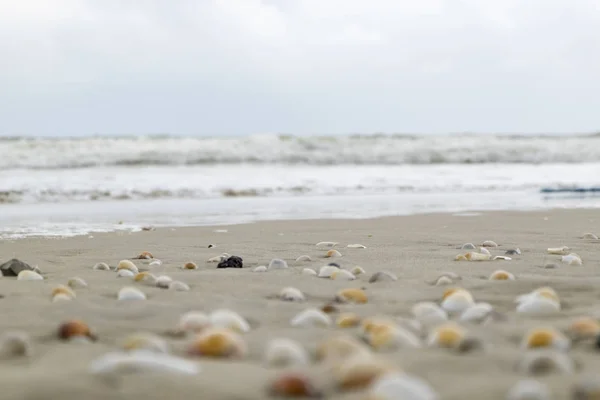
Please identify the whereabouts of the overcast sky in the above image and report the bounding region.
[1,0,600,137]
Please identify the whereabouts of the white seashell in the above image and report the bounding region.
[168,281,190,291]
[207,253,230,263]
[479,247,491,256]
[295,255,312,262]
[89,350,199,375]
[302,268,317,276]
[493,256,512,261]
[93,262,111,271]
[516,298,560,315]
[435,276,453,286]
[330,269,356,281]
[411,302,448,327]
[264,338,309,367]
[291,308,332,328]
[279,287,305,302]
[466,252,491,261]
[148,260,162,267]
[253,266,268,272]
[316,241,338,248]
[347,244,366,249]
[178,311,210,333]
[268,259,288,269]
[117,286,146,301]
[370,326,422,350]
[117,260,139,274]
[117,269,135,278]
[547,246,570,255]
[155,275,173,288]
[326,249,342,258]
[461,243,476,250]
[561,254,582,265]
[481,240,498,247]
[368,372,440,400]
[52,293,73,302]
[369,271,398,283]
[582,233,599,240]
[441,291,475,313]
[506,379,550,400]
[350,266,366,275]
[67,277,88,289]
[209,309,250,333]
[459,303,494,323]
[318,265,339,278]
[121,333,168,354]
[17,270,43,281]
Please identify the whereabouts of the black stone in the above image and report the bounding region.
[327,262,340,268]
[505,249,520,255]
[0,259,34,277]
[217,255,243,269]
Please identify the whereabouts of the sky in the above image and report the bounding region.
[1,0,600,137]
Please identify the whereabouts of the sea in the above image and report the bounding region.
[1,133,599,239]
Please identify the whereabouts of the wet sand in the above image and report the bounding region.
[0,208,599,399]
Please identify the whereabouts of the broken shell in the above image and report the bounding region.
[268,259,289,270]
[522,328,570,351]
[178,311,210,333]
[481,240,498,247]
[264,339,310,367]
[295,255,312,262]
[17,270,43,281]
[335,288,368,304]
[187,328,246,358]
[121,333,168,354]
[67,277,88,289]
[493,255,512,261]
[253,266,268,272]
[506,379,550,400]
[117,260,139,274]
[93,262,111,271]
[369,271,398,283]
[302,268,317,276]
[316,241,338,248]
[336,313,361,328]
[280,287,305,302]
[547,246,570,255]
[58,320,96,341]
[291,308,332,328]
[331,270,356,281]
[318,265,339,278]
[268,373,320,397]
[347,244,366,249]
[489,270,515,280]
[168,281,190,291]
[326,249,342,258]
[368,372,440,400]
[117,286,146,301]
[209,309,250,333]
[183,262,198,270]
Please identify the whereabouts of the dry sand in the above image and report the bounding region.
[0,208,599,399]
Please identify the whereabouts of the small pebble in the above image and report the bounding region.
[505,248,522,255]
[217,255,243,269]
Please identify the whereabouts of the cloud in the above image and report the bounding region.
[1,0,600,135]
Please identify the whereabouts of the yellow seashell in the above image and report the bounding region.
[336,288,368,304]
[51,285,76,299]
[568,317,600,340]
[315,335,370,363]
[117,260,138,273]
[333,354,398,391]
[522,327,570,351]
[187,328,246,358]
[427,322,466,348]
[489,270,515,280]
[336,313,361,328]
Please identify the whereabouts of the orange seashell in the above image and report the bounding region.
[336,313,361,328]
[336,288,368,304]
[569,317,600,339]
[58,320,96,341]
[321,304,339,314]
[187,328,246,358]
[268,373,321,397]
[184,262,198,270]
[136,251,154,259]
[334,356,397,391]
[51,285,76,299]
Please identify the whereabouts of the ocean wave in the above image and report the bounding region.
[0,133,599,169]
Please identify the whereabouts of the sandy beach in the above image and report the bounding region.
[1,208,599,399]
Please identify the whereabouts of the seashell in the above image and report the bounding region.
[411,302,449,327]
[268,259,288,269]
[134,272,158,285]
[516,287,560,315]
[369,271,398,283]
[315,335,370,363]
[52,285,76,299]
[547,246,570,255]
[479,247,492,256]
[187,328,246,358]
[117,260,139,274]
[459,303,494,324]
[295,255,312,262]
[279,287,305,302]
[178,311,210,333]
[183,262,198,270]
[121,333,168,353]
[302,268,317,276]
[67,277,87,289]
[522,327,570,351]
[335,288,368,304]
[117,269,135,278]
[316,241,338,248]
[89,349,199,375]
[567,317,600,341]
[427,322,467,349]
[481,240,498,247]
[326,249,342,258]
[318,265,339,278]
[155,275,173,288]
[347,244,366,249]
[93,262,111,271]
[461,243,476,250]
[268,373,321,397]
[0,332,32,358]
[207,254,228,263]
[582,233,599,240]
[291,308,332,328]
[17,270,43,281]
[360,317,396,336]
[264,338,310,367]
[434,276,453,286]
[253,266,268,272]
[493,255,512,261]
[440,288,474,313]
[334,354,398,391]
[148,259,162,267]
[58,320,96,341]
[168,281,190,291]
[465,252,491,261]
[351,266,366,275]
[367,324,422,351]
[135,251,154,259]
[572,376,600,400]
[506,379,550,400]
[368,372,440,400]
[516,350,575,375]
[562,253,583,265]
[489,270,515,280]
[336,313,361,328]
[505,248,522,255]
[209,309,250,333]
[331,269,356,281]
[454,254,468,261]
[117,286,146,301]
[321,303,340,314]
[53,293,73,303]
